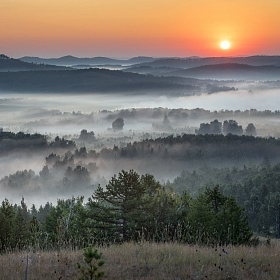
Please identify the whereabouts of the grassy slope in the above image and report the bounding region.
[0,241,278,280]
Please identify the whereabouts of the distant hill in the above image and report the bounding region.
[171,63,280,81]
[126,56,156,64]
[123,65,180,76]
[133,56,280,69]
[19,55,156,66]
[0,54,68,72]
[124,62,280,81]
[0,68,199,94]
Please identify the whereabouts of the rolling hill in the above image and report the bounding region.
[0,54,68,72]
[171,63,280,81]
[132,56,280,69]
[19,55,156,67]
[0,68,199,94]
[125,62,280,81]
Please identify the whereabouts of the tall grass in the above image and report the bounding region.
[0,241,279,279]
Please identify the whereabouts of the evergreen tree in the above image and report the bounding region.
[0,199,16,251]
[13,205,30,249]
[186,186,254,245]
[86,170,160,242]
[145,185,183,242]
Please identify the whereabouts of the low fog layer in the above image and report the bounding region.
[1,86,280,113]
[1,86,280,206]
[2,90,280,138]
[1,89,280,135]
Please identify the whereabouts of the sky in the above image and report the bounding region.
[1,0,280,58]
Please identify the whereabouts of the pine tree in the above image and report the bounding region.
[186,186,254,245]
[77,246,104,280]
[87,170,160,242]
[0,199,15,251]
[13,205,30,249]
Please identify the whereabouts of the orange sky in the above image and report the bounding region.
[1,0,280,58]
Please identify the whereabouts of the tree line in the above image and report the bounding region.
[3,132,280,199]
[0,130,76,154]
[172,162,280,238]
[93,133,280,164]
[196,119,256,136]
[0,170,255,252]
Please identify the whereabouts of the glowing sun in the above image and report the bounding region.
[220,40,231,50]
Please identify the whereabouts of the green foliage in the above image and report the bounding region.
[85,170,254,245]
[0,199,15,251]
[144,186,185,242]
[186,186,254,245]
[77,246,105,280]
[0,198,31,251]
[13,205,30,249]
[43,197,87,248]
[87,170,161,242]
[0,170,258,251]
[97,133,280,165]
[173,163,280,238]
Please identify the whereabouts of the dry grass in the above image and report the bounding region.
[1,241,280,280]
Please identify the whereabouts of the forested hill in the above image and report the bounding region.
[1,130,280,166]
[172,63,280,81]
[0,131,76,154]
[134,55,280,68]
[0,54,67,72]
[19,55,156,66]
[19,55,280,68]
[172,163,280,237]
[99,134,280,163]
[3,132,280,245]
[0,68,199,93]
[125,63,280,81]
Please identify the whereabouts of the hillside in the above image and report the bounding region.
[0,68,199,93]
[123,65,180,76]
[172,63,280,81]
[19,55,280,69]
[125,62,280,81]
[0,54,67,72]
[19,55,156,66]
[133,55,280,69]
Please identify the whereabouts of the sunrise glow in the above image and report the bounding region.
[1,0,280,57]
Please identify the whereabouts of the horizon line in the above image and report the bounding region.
[8,54,280,60]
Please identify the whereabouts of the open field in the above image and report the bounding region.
[1,241,279,280]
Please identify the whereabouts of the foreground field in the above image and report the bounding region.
[0,241,279,280]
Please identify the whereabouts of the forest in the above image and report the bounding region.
[0,170,255,252]
[2,130,280,253]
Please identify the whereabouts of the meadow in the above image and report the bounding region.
[1,241,279,280]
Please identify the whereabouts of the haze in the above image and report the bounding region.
[1,89,280,115]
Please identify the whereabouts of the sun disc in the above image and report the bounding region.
[220,40,230,50]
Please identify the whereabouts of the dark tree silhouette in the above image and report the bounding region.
[112,118,124,131]
[245,123,257,136]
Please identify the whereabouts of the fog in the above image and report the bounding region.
[1,87,280,206]
[1,88,280,114]
[1,89,280,137]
